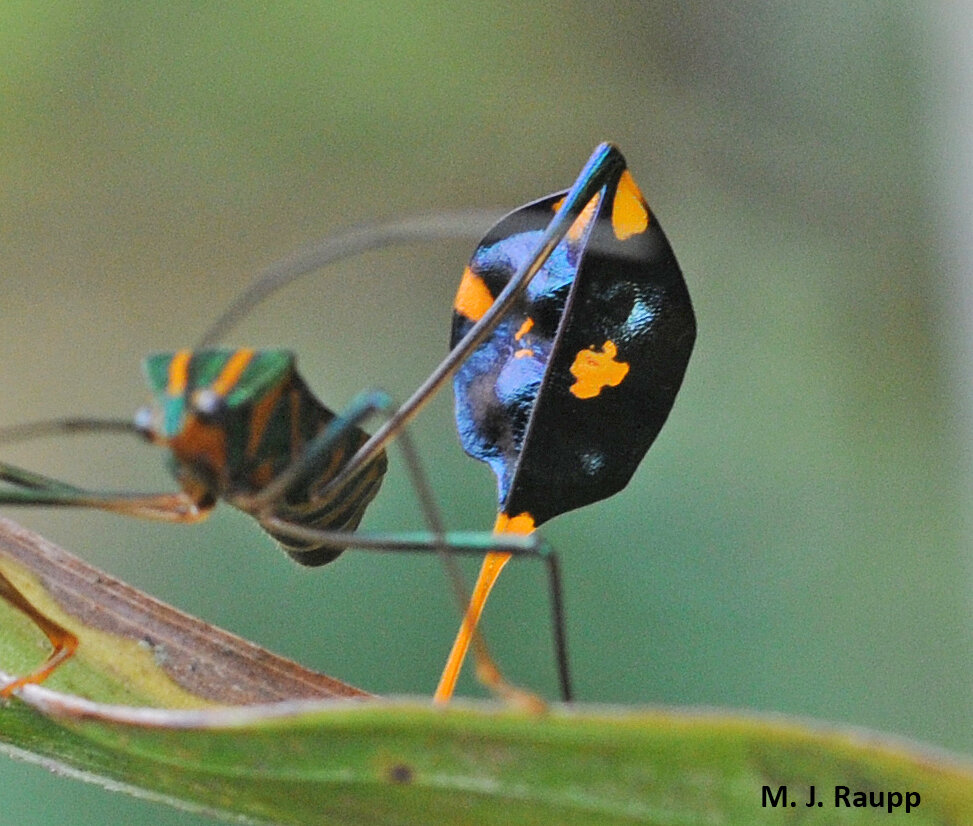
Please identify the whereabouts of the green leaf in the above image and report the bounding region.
[2,695,972,825]
[0,517,971,825]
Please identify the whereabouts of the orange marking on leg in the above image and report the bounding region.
[454,266,495,322]
[611,170,649,240]
[212,348,256,397]
[0,570,78,697]
[434,511,535,704]
[569,340,630,399]
[167,349,193,395]
[103,492,211,522]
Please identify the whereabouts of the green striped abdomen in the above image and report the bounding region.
[265,447,388,566]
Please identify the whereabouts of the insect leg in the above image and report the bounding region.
[260,517,571,703]
[0,462,210,522]
[0,466,209,687]
[245,391,570,703]
[239,390,505,698]
[0,421,214,690]
[0,418,210,521]
[0,569,78,697]
[431,529,570,705]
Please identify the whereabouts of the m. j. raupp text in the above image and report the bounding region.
[762,785,920,813]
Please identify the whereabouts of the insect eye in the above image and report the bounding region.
[133,406,156,441]
[191,389,225,422]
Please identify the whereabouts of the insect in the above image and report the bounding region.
[0,143,695,703]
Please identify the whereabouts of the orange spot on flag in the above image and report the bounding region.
[611,170,649,240]
[454,266,495,322]
[494,511,536,534]
[552,192,602,244]
[514,317,534,341]
[569,340,630,399]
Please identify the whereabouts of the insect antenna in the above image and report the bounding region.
[0,418,140,445]
[197,210,501,348]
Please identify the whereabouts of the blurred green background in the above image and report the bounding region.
[1,3,970,823]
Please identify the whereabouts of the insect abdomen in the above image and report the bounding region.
[269,449,388,566]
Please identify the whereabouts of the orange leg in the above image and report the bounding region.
[434,512,542,706]
[0,570,78,698]
[434,548,512,703]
